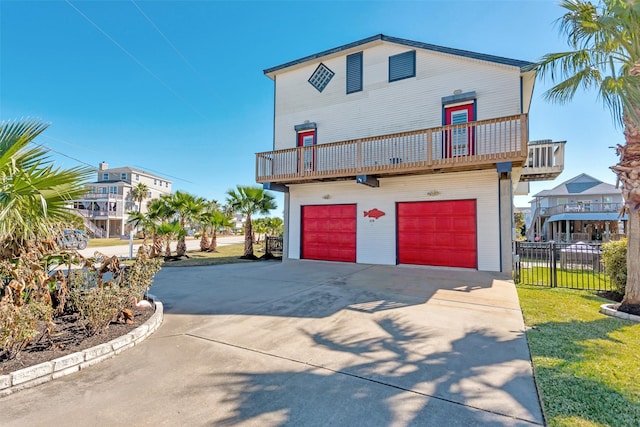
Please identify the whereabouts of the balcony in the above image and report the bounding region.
[256,115,528,184]
[520,139,565,182]
[541,203,624,216]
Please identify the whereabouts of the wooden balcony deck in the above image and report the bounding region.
[256,115,529,184]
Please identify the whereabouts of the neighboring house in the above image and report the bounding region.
[528,173,627,243]
[256,34,564,273]
[71,162,172,238]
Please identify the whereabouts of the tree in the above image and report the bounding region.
[530,0,640,311]
[130,182,149,213]
[0,119,92,258]
[204,209,233,252]
[127,197,171,257]
[164,191,206,257]
[226,185,277,258]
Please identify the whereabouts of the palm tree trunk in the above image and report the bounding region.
[165,239,172,258]
[200,231,209,252]
[209,229,218,252]
[244,214,253,257]
[623,212,640,307]
[614,81,640,307]
[176,236,187,256]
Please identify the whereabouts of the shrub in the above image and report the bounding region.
[601,238,627,294]
[0,299,52,360]
[69,281,129,335]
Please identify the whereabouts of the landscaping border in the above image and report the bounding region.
[0,301,163,397]
[600,303,640,323]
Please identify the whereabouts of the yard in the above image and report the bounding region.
[517,285,640,426]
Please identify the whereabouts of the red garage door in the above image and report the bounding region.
[397,200,477,268]
[301,204,356,262]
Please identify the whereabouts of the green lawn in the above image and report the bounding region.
[518,266,611,290]
[161,243,267,267]
[517,285,640,426]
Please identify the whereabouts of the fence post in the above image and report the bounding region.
[550,241,557,288]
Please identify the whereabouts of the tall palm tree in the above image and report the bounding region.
[530,0,640,310]
[164,191,206,257]
[130,182,149,213]
[0,119,93,258]
[226,185,277,258]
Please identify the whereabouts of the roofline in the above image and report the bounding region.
[263,34,533,77]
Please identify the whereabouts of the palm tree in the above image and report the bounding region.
[226,185,277,258]
[530,0,640,311]
[156,220,183,258]
[0,119,93,258]
[197,200,218,251]
[130,182,149,213]
[163,191,206,257]
[266,217,284,236]
[205,209,233,252]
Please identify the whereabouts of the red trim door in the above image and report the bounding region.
[444,104,475,157]
[298,130,316,172]
[301,204,356,262]
[397,200,477,268]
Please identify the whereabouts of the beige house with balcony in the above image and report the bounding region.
[528,173,627,243]
[72,162,172,238]
[257,34,564,273]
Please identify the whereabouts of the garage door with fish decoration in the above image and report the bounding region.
[397,200,477,268]
[301,204,356,262]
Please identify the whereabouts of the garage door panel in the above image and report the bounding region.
[398,200,477,268]
[302,204,356,263]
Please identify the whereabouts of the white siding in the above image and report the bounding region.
[274,42,522,150]
[288,170,501,271]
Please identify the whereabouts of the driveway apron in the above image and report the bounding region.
[1,261,544,426]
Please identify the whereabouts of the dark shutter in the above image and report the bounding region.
[389,50,416,82]
[346,51,363,94]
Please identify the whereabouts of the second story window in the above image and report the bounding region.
[153,179,157,185]
[308,63,334,93]
[389,50,416,82]
[135,174,140,181]
[100,187,107,194]
[109,186,117,194]
[346,52,363,94]
[166,182,169,188]
[121,173,127,180]
[102,172,109,181]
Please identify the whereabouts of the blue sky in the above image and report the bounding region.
[0,0,624,214]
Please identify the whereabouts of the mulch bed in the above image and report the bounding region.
[596,290,640,316]
[0,307,154,375]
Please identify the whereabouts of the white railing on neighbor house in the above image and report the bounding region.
[256,114,528,183]
[520,139,565,181]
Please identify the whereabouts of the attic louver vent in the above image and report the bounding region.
[308,63,334,92]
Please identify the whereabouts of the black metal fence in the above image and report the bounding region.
[514,241,612,291]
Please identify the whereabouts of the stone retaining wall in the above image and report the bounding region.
[0,302,163,397]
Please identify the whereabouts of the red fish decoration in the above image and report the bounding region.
[364,208,386,219]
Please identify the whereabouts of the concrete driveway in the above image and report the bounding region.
[1,261,543,426]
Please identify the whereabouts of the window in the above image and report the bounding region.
[346,52,363,94]
[389,50,416,82]
[153,179,157,185]
[135,174,140,181]
[147,191,152,198]
[166,182,169,188]
[100,187,107,194]
[159,180,163,186]
[121,173,127,180]
[109,186,117,194]
[308,63,334,92]
[102,173,109,180]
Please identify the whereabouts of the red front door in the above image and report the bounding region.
[444,103,475,157]
[298,130,316,172]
